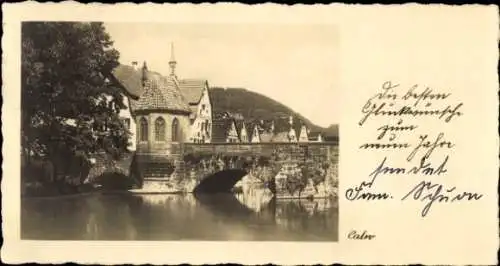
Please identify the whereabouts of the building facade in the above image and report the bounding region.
[112,44,215,153]
[111,45,325,151]
[179,79,212,143]
[212,118,240,143]
[132,64,191,155]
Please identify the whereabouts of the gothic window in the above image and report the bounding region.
[155,117,166,141]
[172,118,179,142]
[140,117,148,141]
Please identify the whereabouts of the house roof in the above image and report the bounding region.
[112,64,143,98]
[234,120,248,138]
[272,132,290,142]
[178,79,207,105]
[293,119,307,136]
[260,132,274,142]
[211,118,236,143]
[112,63,192,114]
[308,131,322,138]
[134,75,191,113]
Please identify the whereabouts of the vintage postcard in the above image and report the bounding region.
[1,2,499,265]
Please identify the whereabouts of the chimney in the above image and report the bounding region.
[131,61,139,70]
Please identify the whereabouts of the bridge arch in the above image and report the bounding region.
[193,169,248,194]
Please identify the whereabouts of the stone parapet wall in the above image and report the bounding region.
[130,142,339,198]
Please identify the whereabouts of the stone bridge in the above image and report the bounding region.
[133,142,339,198]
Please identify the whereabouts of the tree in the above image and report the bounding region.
[21,22,129,182]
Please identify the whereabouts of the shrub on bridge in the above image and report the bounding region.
[285,172,306,196]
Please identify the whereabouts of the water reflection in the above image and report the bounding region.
[22,188,338,241]
[234,186,274,213]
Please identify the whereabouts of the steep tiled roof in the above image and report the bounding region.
[134,75,191,113]
[112,64,192,114]
[211,118,235,143]
[178,79,207,105]
[112,64,143,98]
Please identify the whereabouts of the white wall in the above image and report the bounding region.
[118,96,137,151]
[288,128,297,142]
[298,125,309,142]
[227,121,239,142]
[188,86,212,143]
[251,127,260,143]
[240,124,249,142]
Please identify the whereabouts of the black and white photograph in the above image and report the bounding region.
[20,22,340,241]
[3,3,499,265]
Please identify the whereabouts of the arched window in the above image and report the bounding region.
[155,117,166,141]
[140,117,148,142]
[172,118,179,142]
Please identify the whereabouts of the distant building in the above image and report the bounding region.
[297,124,309,142]
[246,116,311,143]
[111,44,322,151]
[272,116,299,143]
[235,120,249,143]
[308,132,323,142]
[250,123,261,143]
[179,79,212,143]
[212,118,240,143]
[111,61,148,151]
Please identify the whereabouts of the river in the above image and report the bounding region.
[21,188,338,241]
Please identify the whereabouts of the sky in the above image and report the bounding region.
[104,23,340,127]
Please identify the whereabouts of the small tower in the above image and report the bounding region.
[169,42,177,77]
[141,61,148,86]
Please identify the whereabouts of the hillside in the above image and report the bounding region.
[209,87,339,138]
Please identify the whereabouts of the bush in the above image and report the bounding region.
[94,172,135,191]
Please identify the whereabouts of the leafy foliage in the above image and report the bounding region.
[21,22,129,182]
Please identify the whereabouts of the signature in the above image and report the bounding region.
[401,180,483,217]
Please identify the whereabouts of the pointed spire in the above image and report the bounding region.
[170,42,175,62]
[169,42,177,77]
[142,61,148,86]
